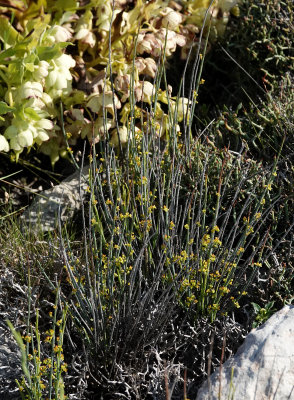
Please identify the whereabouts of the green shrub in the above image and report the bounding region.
[49,97,284,396]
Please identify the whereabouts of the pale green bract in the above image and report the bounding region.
[0,134,9,152]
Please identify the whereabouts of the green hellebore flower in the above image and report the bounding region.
[46,54,75,92]
[32,61,50,81]
[16,81,43,103]
[170,97,191,122]
[4,114,53,152]
[74,9,96,47]
[51,25,72,43]
[4,122,34,150]
[87,92,121,117]
[110,126,131,147]
[0,135,9,152]
[161,7,183,30]
[81,117,114,143]
[134,81,154,104]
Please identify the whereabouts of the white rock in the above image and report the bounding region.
[196,305,294,400]
[21,165,89,231]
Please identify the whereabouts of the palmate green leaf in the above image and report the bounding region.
[0,16,23,47]
[47,0,79,12]
[37,42,70,61]
[20,0,47,20]
[0,101,15,114]
[0,42,30,64]
[25,16,51,50]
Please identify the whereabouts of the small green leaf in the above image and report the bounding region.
[251,302,261,313]
[0,101,15,114]
[0,16,23,47]
[0,42,29,64]
[63,90,86,107]
[25,62,35,72]
[37,42,70,61]
[265,301,275,310]
[24,107,42,121]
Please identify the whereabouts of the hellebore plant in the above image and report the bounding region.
[0,0,239,164]
[0,14,76,163]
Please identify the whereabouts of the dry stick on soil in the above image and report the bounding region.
[164,362,170,400]
[207,331,215,400]
[184,367,188,400]
[219,330,227,400]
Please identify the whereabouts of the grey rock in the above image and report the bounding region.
[196,305,294,400]
[0,268,26,399]
[20,165,90,232]
[0,324,22,400]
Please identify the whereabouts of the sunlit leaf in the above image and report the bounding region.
[0,16,23,47]
[0,101,15,114]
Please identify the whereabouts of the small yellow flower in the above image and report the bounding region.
[148,205,156,213]
[54,345,62,353]
[264,183,272,191]
[163,205,169,212]
[61,363,68,372]
[45,336,53,343]
[213,237,222,246]
[246,225,254,235]
[23,335,31,343]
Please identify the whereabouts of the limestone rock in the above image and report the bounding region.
[0,268,25,399]
[196,305,294,400]
[0,324,22,399]
[20,165,89,232]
